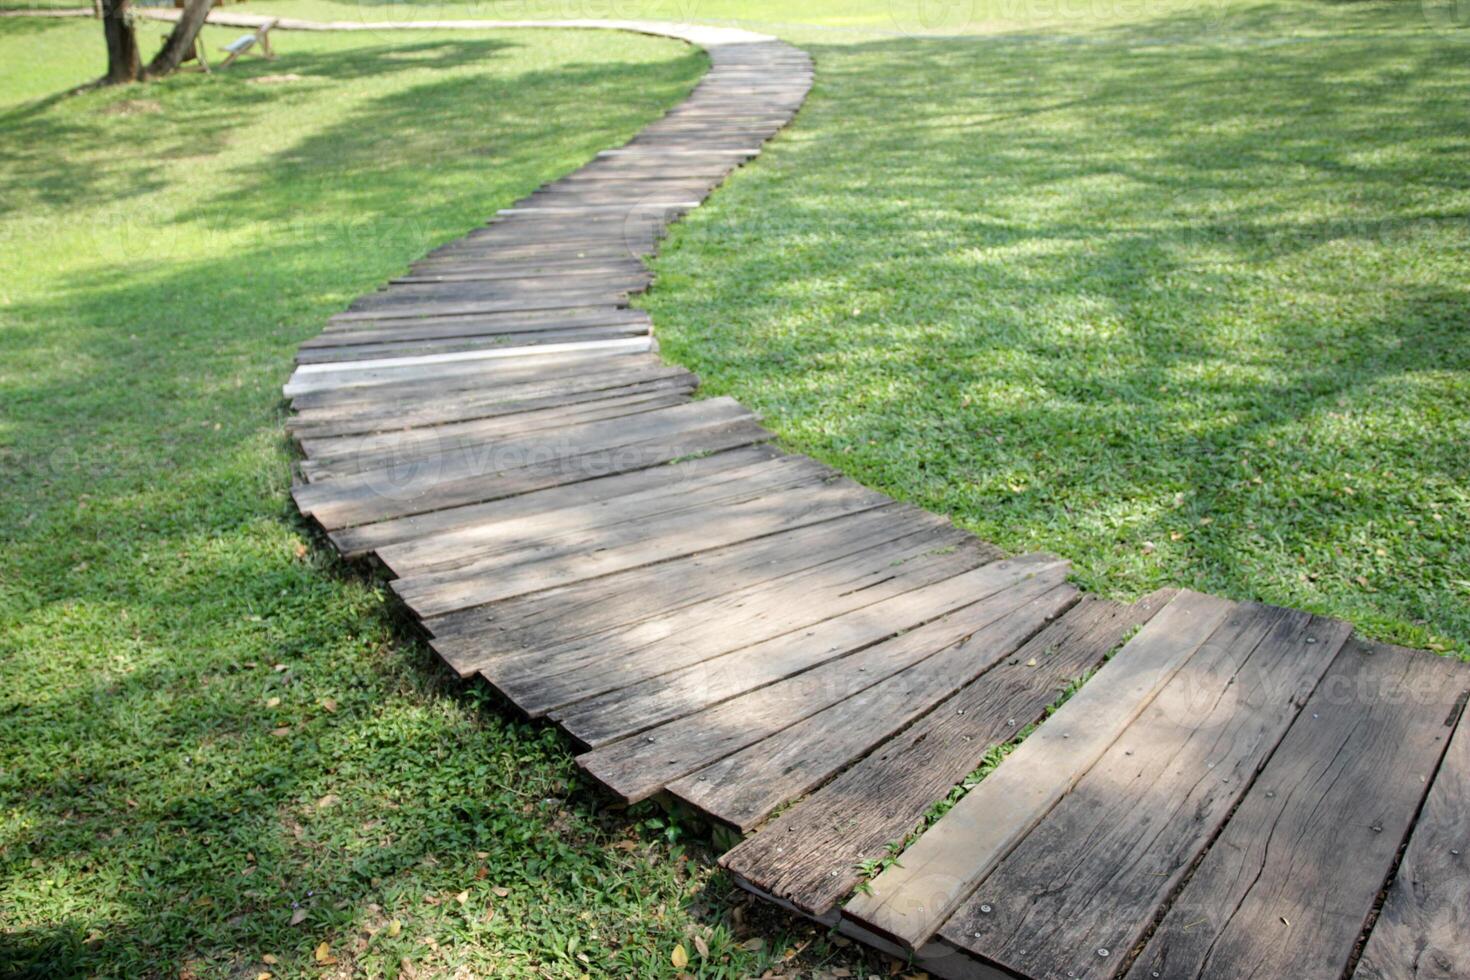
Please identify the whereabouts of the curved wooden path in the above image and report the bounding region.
[256,16,1470,979]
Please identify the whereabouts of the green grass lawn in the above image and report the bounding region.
[2,2,1468,978]
[0,21,879,979]
[640,0,1470,657]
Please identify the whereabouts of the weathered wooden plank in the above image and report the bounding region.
[553,554,1068,749]
[843,589,1236,950]
[292,377,696,441]
[343,276,650,313]
[425,505,967,673]
[387,455,831,587]
[287,363,691,435]
[295,323,651,365]
[283,336,654,396]
[481,531,993,717]
[299,389,693,481]
[720,591,1176,917]
[1123,639,1469,980]
[326,289,644,324]
[939,603,1354,979]
[293,398,755,523]
[329,443,779,559]
[394,254,648,280]
[298,415,771,531]
[667,579,1081,830]
[1356,679,1470,980]
[576,559,1071,803]
[376,453,828,575]
[286,347,655,404]
[307,307,648,344]
[394,476,890,616]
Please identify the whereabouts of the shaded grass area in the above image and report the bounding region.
[0,27,878,978]
[639,0,1470,655]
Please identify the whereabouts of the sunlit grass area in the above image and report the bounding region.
[635,0,1470,655]
[0,23,880,978]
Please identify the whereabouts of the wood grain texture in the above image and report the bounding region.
[486,532,996,718]
[720,591,1176,917]
[1356,686,1470,980]
[577,559,1072,802]
[425,506,965,675]
[844,589,1236,950]
[668,580,1081,830]
[1123,639,1469,980]
[940,603,1353,979]
[554,554,1068,747]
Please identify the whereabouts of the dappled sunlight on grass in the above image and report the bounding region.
[0,24,866,979]
[643,0,1470,653]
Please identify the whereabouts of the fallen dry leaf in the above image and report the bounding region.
[321,698,338,714]
[386,919,402,938]
[693,935,709,958]
[290,908,308,926]
[491,886,510,898]
[454,890,469,905]
[314,941,336,965]
[671,944,689,969]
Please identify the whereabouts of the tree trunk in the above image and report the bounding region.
[146,0,212,78]
[101,0,140,85]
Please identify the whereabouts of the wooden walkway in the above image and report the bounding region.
[277,19,1470,980]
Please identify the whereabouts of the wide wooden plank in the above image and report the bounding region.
[720,591,1176,917]
[388,456,834,593]
[282,336,653,395]
[298,416,772,530]
[346,272,650,308]
[1356,683,1470,980]
[286,347,656,404]
[297,395,748,497]
[329,443,779,558]
[939,603,1354,979]
[425,506,971,674]
[297,381,692,458]
[843,589,1236,950]
[394,476,891,616]
[553,554,1068,748]
[305,307,648,345]
[667,578,1080,830]
[1123,639,1469,980]
[292,398,756,525]
[326,290,643,324]
[295,323,651,365]
[481,532,995,718]
[299,389,694,481]
[288,365,693,437]
[376,453,829,575]
[576,559,1071,803]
